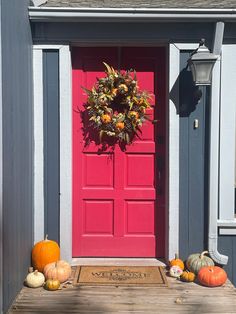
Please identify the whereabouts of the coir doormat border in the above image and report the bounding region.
[73,265,168,287]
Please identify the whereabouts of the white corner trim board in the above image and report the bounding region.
[33,48,44,244]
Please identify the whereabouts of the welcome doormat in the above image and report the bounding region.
[73,266,168,286]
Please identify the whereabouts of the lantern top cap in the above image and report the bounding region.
[190,38,218,61]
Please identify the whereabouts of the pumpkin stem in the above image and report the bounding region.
[200,251,209,259]
[174,253,179,260]
[28,267,34,273]
[34,270,38,275]
[45,234,49,241]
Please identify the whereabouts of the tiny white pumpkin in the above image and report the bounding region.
[169,265,183,278]
[25,270,45,288]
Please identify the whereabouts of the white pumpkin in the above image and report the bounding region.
[25,270,45,288]
[169,265,183,278]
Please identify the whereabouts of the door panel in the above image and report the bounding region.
[72,47,166,257]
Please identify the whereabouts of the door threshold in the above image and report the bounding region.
[71,258,166,267]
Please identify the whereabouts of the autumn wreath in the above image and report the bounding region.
[83,63,152,144]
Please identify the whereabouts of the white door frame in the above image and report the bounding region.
[33,43,194,263]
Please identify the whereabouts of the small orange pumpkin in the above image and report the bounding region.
[101,114,111,124]
[116,122,125,131]
[31,235,60,272]
[169,253,185,271]
[197,266,227,287]
[181,270,196,282]
[44,279,60,291]
[44,260,71,283]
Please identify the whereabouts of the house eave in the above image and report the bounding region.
[28,6,236,22]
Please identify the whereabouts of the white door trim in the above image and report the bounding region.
[33,43,192,262]
[168,43,198,260]
[33,45,73,265]
[59,45,72,262]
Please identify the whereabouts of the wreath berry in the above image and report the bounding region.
[83,63,152,144]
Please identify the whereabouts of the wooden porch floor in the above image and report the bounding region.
[8,267,236,314]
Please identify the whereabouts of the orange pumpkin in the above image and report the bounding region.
[44,260,71,283]
[181,270,196,282]
[198,266,227,287]
[32,235,60,272]
[116,122,125,131]
[169,253,185,271]
[101,114,111,124]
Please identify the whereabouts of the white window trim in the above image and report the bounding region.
[217,45,236,232]
[33,43,186,262]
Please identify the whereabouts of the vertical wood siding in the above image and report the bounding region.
[218,236,236,285]
[179,51,208,260]
[1,0,33,312]
[43,50,60,243]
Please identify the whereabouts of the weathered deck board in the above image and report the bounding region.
[8,268,236,314]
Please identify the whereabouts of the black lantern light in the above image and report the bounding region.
[188,39,218,86]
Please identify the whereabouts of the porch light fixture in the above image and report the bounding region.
[188,39,218,86]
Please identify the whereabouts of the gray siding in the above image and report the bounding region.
[32,22,215,45]
[32,21,236,45]
[179,51,208,260]
[43,50,60,243]
[218,236,236,285]
[1,0,33,312]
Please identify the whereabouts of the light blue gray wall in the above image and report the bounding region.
[1,0,33,312]
[218,234,236,284]
[32,22,215,44]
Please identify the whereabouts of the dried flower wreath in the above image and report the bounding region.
[83,63,152,144]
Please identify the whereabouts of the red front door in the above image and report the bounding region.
[72,47,166,257]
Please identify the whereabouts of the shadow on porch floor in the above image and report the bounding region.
[8,267,236,314]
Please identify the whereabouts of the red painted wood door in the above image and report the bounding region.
[72,47,166,257]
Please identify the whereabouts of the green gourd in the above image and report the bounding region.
[186,251,214,275]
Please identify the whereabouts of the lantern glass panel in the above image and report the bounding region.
[191,60,215,85]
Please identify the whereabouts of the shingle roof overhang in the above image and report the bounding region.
[28,7,236,22]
